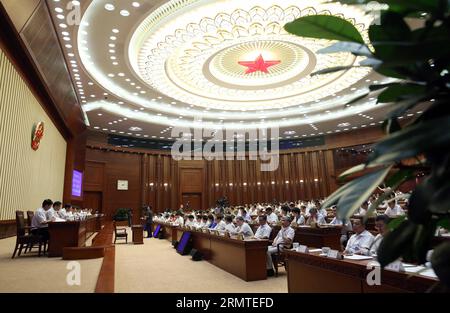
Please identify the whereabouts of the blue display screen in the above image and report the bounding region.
[153,224,162,237]
[176,232,191,254]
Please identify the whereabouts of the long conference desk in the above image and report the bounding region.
[159,223,268,281]
[48,215,105,257]
[285,249,439,293]
[250,224,342,250]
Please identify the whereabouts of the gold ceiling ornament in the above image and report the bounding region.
[129,0,374,111]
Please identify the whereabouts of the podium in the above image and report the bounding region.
[132,225,144,244]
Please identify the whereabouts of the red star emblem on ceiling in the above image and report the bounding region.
[238,54,281,74]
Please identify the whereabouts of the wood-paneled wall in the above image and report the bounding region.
[84,126,385,219]
[84,139,369,218]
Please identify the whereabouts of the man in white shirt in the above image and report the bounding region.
[365,214,389,256]
[31,199,54,241]
[384,200,405,217]
[224,215,236,234]
[185,215,195,227]
[329,212,353,247]
[266,207,279,225]
[254,215,272,239]
[233,216,254,238]
[194,215,203,228]
[355,201,369,216]
[174,212,184,226]
[305,208,326,226]
[47,201,64,221]
[58,204,70,219]
[212,214,227,231]
[266,216,295,276]
[344,217,374,255]
[318,207,328,219]
[291,207,305,226]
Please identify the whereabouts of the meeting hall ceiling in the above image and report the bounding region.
[47,0,423,141]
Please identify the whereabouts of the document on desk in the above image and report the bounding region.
[419,268,438,279]
[403,265,426,273]
[309,249,322,253]
[344,255,373,261]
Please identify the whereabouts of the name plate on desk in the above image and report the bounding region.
[385,260,405,272]
[297,245,309,253]
[327,249,342,259]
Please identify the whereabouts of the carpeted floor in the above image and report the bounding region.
[115,235,288,293]
[0,236,103,293]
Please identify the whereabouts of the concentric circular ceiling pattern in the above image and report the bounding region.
[129,0,373,111]
[47,0,405,138]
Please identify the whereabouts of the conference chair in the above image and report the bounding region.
[113,221,128,244]
[12,211,45,258]
[271,242,293,277]
[25,211,37,253]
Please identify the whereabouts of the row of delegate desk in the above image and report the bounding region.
[285,250,439,293]
[47,215,105,257]
[161,223,268,281]
[157,222,440,292]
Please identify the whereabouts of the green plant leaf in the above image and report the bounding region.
[284,15,365,44]
[344,92,370,105]
[408,177,436,223]
[429,183,450,214]
[385,168,415,188]
[369,83,402,91]
[374,63,413,79]
[372,40,450,63]
[369,11,411,43]
[388,216,407,231]
[386,95,427,119]
[382,117,402,134]
[336,166,392,220]
[339,164,367,180]
[412,221,437,264]
[368,116,450,165]
[378,220,418,267]
[359,58,383,67]
[317,42,373,57]
[367,189,395,217]
[431,242,450,287]
[437,218,450,231]
[311,66,355,76]
[377,84,427,103]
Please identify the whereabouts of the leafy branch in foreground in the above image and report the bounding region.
[285,0,450,288]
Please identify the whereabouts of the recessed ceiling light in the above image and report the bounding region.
[120,10,130,16]
[104,4,115,11]
[132,2,140,8]
[338,122,351,127]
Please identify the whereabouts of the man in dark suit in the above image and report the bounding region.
[143,205,153,238]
